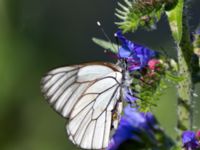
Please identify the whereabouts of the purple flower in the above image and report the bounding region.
[116,31,157,71]
[144,112,160,130]
[123,88,138,103]
[107,105,164,150]
[195,28,200,35]
[190,29,200,42]
[182,131,200,150]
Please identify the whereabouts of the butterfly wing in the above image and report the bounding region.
[41,62,123,149]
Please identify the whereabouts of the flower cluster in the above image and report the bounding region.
[115,31,174,111]
[182,130,200,150]
[116,30,157,71]
[105,31,180,149]
[107,105,173,150]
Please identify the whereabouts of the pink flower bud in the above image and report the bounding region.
[148,59,160,71]
[196,130,200,140]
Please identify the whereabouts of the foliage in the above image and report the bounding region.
[166,0,183,44]
[115,0,165,32]
[115,0,178,33]
[133,61,182,112]
[92,37,118,53]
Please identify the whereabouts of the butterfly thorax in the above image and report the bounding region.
[117,60,132,88]
[122,70,132,87]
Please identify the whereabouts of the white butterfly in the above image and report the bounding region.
[41,62,129,149]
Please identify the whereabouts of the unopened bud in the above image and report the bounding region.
[196,130,200,140]
[170,59,178,71]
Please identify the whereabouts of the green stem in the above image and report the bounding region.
[177,9,193,134]
[167,0,193,140]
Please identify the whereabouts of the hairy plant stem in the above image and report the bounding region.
[178,5,193,138]
[167,0,194,141]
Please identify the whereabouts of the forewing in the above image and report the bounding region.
[67,71,122,149]
[41,62,121,118]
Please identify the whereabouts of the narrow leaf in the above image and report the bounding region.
[166,0,183,44]
[92,38,118,53]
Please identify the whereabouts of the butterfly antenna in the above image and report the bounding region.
[96,21,117,52]
[114,32,120,51]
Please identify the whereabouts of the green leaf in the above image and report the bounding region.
[166,0,184,44]
[165,72,184,82]
[171,145,182,150]
[92,38,118,53]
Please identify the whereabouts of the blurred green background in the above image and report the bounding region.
[0,0,200,150]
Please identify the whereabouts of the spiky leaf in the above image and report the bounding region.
[115,0,166,32]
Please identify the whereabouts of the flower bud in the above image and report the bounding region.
[196,130,200,141]
[148,59,160,71]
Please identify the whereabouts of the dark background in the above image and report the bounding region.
[0,0,200,149]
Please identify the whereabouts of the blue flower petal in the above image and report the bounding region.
[107,105,161,150]
[118,47,132,58]
[124,88,138,103]
[107,107,143,150]
[116,30,157,71]
[182,131,200,150]
[144,112,160,130]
